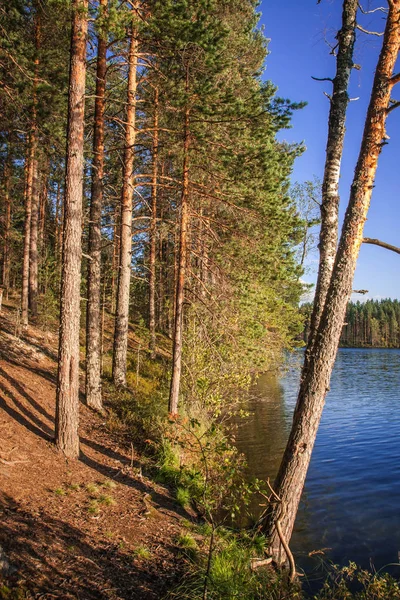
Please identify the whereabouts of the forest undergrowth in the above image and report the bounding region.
[0,299,399,600]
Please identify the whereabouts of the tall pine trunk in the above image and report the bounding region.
[29,158,39,319]
[2,143,12,295]
[169,95,190,415]
[149,87,159,359]
[112,24,138,387]
[262,2,400,563]
[22,9,40,327]
[86,0,107,411]
[55,0,88,458]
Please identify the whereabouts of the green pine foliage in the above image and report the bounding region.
[301,299,400,348]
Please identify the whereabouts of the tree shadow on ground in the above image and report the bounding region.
[0,363,192,520]
[0,491,183,600]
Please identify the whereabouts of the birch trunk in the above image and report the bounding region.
[263,0,400,563]
[306,0,358,358]
[86,0,107,411]
[112,25,138,387]
[55,0,88,458]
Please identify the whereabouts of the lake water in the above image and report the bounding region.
[235,348,400,578]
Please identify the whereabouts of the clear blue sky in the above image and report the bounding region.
[258,1,400,301]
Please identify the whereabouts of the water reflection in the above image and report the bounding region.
[235,349,400,574]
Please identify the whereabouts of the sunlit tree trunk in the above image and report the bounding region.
[55,0,88,458]
[169,87,190,415]
[22,9,40,327]
[2,143,12,296]
[149,87,159,359]
[112,23,138,387]
[86,0,107,412]
[262,2,400,564]
[29,158,39,319]
[306,0,358,360]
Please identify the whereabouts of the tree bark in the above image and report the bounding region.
[55,0,88,458]
[169,88,190,415]
[149,87,159,359]
[29,158,39,319]
[2,144,12,295]
[22,9,41,327]
[262,1,400,563]
[306,0,358,359]
[85,0,107,412]
[112,23,138,387]
[22,136,35,327]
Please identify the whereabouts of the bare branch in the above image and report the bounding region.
[363,237,400,255]
[356,24,384,36]
[358,3,388,14]
[390,73,400,85]
[387,100,400,114]
[311,76,334,82]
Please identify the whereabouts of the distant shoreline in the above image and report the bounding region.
[338,344,400,349]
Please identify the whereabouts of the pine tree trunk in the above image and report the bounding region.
[262,3,400,563]
[85,0,107,412]
[22,136,35,327]
[55,0,88,458]
[149,87,159,359]
[306,0,358,357]
[29,159,39,319]
[111,210,120,314]
[38,168,47,252]
[112,25,138,387]
[169,99,190,415]
[55,181,61,267]
[2,145,12,295]
[22,10,40,327]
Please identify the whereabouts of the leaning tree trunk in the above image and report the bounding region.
[55,0,88,458]
[169,98,190,415]
[306,0,358,360]
[149,86,159,359]
[86,0,107,412]
[262,0,400,563]
[112,24,138,387]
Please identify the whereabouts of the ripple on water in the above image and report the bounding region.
[235,348,400,572]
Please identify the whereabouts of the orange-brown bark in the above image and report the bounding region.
[55,0,88,458]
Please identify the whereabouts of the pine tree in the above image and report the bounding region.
[55,0,88,458]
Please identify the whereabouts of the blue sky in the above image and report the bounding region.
[258,1,400,301]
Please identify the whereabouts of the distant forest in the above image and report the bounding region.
[301,299,400,348]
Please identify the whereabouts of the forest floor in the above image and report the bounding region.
[0,302,192,599]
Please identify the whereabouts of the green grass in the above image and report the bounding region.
[176,487,191,508]
[98,494,116,506]
[87,500,100,515]
[177,533,198,550]
[68,483,80,491]
[133,545,152,560]
[86,483,100,496]
[53,487,66,496]
[101,479,116,490]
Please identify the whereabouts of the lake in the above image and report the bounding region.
[235,348,400,578]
